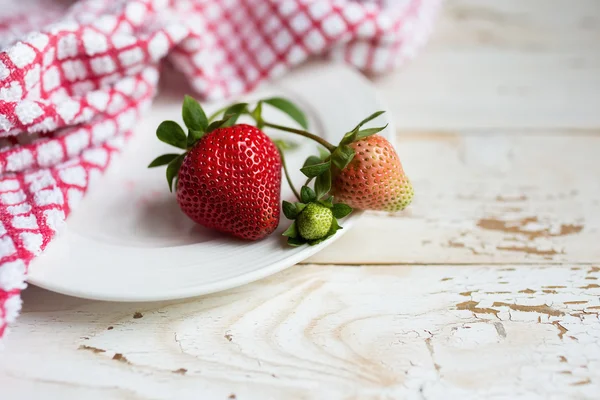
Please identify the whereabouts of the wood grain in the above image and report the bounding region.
[310,131,600,264]
[2,0,600,398]
[2,265,599,399]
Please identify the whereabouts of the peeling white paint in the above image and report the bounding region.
[1,265,599,399]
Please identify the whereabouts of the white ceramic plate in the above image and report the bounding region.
[27,62,393,301]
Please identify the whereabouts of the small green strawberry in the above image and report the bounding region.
[281,186,352,246]
[297,203,333,240]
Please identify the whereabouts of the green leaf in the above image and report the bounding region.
[263,97,309,129]
[354,125,388,141]
[353,111,385,131]
[340,111,386,145]
[182,95,208,132]
[332,203,352,218]
[331,145,355,170]
[157,121,187,149]
[206,119,227,133]
[300,186,316,203]
[282,221,298,238]
[327,217,341,236]
[287,237,305,247]
[251,101,263,128]
[282,200,298,219]
[318,196,334,208]
[166,154,185,192]
[314,169,331,199]
[295,202,306,213]
[224,103,248,116]
[187,129,204,147]
[303,155,321,168]
[222,103,248,127]
[221,115,238,128]
[300,160,330,178]
[148,153,180,168]
[340,132,356,146]
[272,139,299,152]
[318,146,330,160]
[204,103,248,131]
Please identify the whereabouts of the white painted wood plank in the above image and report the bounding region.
[2,2,599,399]
[2,265,599,399]
[309,131,600,264]
[374,0,600,129]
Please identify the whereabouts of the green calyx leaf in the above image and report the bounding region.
[222,103,248,127]
[318,196,334,208]
[282,200,299,220]
[166,154,185,192]
[354,124,388,141]
[295,202,306,213]
[272,139,299,152]
[314,168,331,199]
[157,121,187,150]
[331,145,355,170]
[182,95,208,133]
[332,203,352,218]
[317,146,330,160]
[287,237,305,247]
[340,111,386,145]
[300,160,330,178]
[251,101,264,128]
[354,111,385,130]
[282,221,298,238]
[206,119,227,133]
[263,97,309,129]
[224,103,248,116]
[300,186,317,203]
[327,216,341,236]
[204,103,248,132]
[148,153,180,168]
[303,155,321,167]
[187,129,205,147]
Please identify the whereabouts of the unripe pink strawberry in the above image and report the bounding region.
[331,135,413,212]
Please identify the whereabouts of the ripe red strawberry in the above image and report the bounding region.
[176,124,282,240]
[331,135,413,212]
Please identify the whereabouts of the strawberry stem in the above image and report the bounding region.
[263,122,336,153]
[277,145,301,201]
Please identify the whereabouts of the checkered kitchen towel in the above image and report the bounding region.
[0,0,440,339]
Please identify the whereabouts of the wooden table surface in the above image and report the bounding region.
[2,0,600,398]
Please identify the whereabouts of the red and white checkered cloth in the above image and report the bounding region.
[0,0,440,339]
